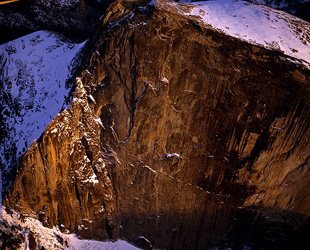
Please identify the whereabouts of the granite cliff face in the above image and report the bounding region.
[3,0,310,249]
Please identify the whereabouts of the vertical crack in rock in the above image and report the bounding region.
[123,32,138,141]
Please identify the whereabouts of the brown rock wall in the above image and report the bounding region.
[4,0,310,249]
[5,79,117,240]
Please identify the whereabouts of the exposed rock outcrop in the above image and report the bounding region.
[4,0,310,249]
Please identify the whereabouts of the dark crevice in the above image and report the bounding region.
[81,136,93,165]
[122,32,137,141]
[122,32,149,142]
[75,182,82,208]
[246,130,270,171]
[105,215,114,240]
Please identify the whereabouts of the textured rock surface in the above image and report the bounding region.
[5,78,117,240]
[4,0,310,249]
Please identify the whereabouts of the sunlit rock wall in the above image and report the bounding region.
[5,0,310,249]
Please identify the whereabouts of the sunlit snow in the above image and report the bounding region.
[0,205,141,250]
[169,0,310,67]
[0,31,86,195]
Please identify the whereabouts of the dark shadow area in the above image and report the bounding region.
[118,205,310,250]
[215,206,310,250]
[0,0,114,45]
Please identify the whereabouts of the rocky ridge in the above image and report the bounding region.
[2,0,310,249]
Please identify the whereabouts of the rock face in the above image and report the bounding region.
[4,0,310,249]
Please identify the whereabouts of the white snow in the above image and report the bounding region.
[1,30,85,154]
[161,153,181,160]
[142,165,157,173]
[69,237,141,250]
[167,0,310,68]
[0,205,141,250]
[82,173,99,185]
[0,31,86,196]
[51,128,58,134]
[87,94,96,103]
[160,76,169,83]
[136,236,152,245]
[166,153,181,157]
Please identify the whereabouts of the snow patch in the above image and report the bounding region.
[82,173,99,185]
[161,153,181,160]
[51,128,58,134]
[167,0,310,68]
[0,30,86,197]
[87,94,96,103]
[0,205,142,250]
[142,165,157,173]
[160,76,169,83]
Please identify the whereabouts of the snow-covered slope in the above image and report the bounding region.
[0,31,86,196]
[168,0,310,68]
[0,205,141,249]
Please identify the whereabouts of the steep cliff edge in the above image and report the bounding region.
[3,0,310,249]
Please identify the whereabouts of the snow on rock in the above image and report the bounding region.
[161,153,181,160]
[0,205,141,250]
[69,237,142,250]
[0,30,86,195]
[0,205,140,250]
[166,0,310,68]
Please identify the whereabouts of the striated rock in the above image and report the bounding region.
[4,0,310,249]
